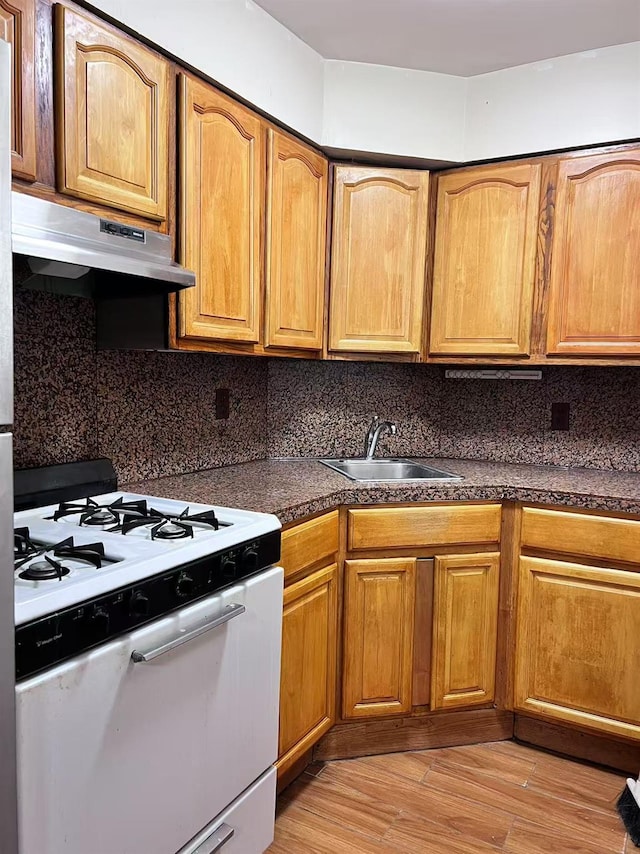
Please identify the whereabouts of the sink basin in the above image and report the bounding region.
[319,458,463,483]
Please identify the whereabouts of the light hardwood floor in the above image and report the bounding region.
[268,741,634,853]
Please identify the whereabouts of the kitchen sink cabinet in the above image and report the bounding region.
[55,5,171,221]
[514,555,640,741]
[328,166,430,357]
[431,553,500,710]
[0,0,36,181]
[546,149,640,356]
[429,162,541,357]
[342,558,416,718]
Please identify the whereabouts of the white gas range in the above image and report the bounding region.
[13,464,283,854]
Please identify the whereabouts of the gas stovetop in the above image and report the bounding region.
[14,492,280,626]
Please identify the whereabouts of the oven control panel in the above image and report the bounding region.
[15,530,281,681]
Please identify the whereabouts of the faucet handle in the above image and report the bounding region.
[389,422,397,435]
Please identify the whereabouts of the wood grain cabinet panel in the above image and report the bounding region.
[342,558,416,718]
[281,511,339,582]
[329,166,430,354]
[55,5,170,220]
[179,76,264,344]
[347,504,502,551]
[277,564,338,776]
[0,0,36,180]
[430,163,541,356]
[515,556,640,740]
[546,150,640,356]
[521,506,640,566]
[431,553,500,710]
[265,129,328,351]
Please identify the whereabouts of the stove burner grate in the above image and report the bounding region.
[112,506,222,539]
[49,497,150,527]
[15,530,107,581]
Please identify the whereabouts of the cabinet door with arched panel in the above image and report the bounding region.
[430,163,541,357]
[55,5,170,220]
[546,150,640,356]
[265,129,328,351]
[0,0,36,180]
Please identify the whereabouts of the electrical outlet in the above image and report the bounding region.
[551,402,570,431]
[215,388,230,420]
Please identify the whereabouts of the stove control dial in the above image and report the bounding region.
[90,606,110,635]
[175,572,195,599]
[129,590,150,619]
[242,547,259,574]
[221,556,237,582]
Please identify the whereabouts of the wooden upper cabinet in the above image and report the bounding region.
[431,553,500,711]
[515,556,640,740]
[55,5,170,220]
[342,558,416,718]
[179,77,264,344]
[546,150,640,356]
[430,163,541,356]
[329,166,430,355]
[1,0,36,180]
[265,129,328,351]
[278,563,338,776]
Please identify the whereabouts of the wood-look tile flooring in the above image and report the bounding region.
[268,741,634,853]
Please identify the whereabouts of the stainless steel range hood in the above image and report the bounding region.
[11,192,195,297]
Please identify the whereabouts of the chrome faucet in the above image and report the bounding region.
[364,416,397,459]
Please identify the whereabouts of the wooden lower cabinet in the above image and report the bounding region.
[277,563,338,776]
[514,556,640,740]
[431,553,500,710]
[342,558,416,719]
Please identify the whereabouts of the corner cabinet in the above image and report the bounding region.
[515,556,640,741]
[429,163,541,357]
[342,558,416,718]
[1,0,36,181]
[546,149,640,356]
[179,76,264,344]
[265,129,328,352]
[328,166,430,356]
[431,553,500,710]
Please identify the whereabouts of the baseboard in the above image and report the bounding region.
[313,708,514,761]
[515,714,640,775]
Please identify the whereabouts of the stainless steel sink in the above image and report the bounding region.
[319,458,462,482]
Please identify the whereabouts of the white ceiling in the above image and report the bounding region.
[253,0,640,76]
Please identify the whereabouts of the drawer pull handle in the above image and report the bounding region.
[131,604,245,663]
[193,822,234,854]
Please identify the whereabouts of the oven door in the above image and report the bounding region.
[16,566,283,854]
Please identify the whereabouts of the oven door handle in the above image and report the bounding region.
[131,604,246,663]
[191,822,234,854]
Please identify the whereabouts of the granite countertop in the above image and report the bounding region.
[123,458,640,524]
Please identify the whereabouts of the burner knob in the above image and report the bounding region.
[175,572,195,599]
[221,556,237,582]
[129,591,150,619]
[90,607,110,636]
[242,548,259,574]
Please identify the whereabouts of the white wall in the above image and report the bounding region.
[88,0,325,141]
[322,61,467,162]
[465,42,640,161]
[87,1,640,163]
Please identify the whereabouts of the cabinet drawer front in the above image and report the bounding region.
[281,511,339,581]
[515,556,640,740]
[347,504,501,551]
[521,507,640,565]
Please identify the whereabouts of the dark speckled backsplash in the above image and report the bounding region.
[13,287,640,481]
